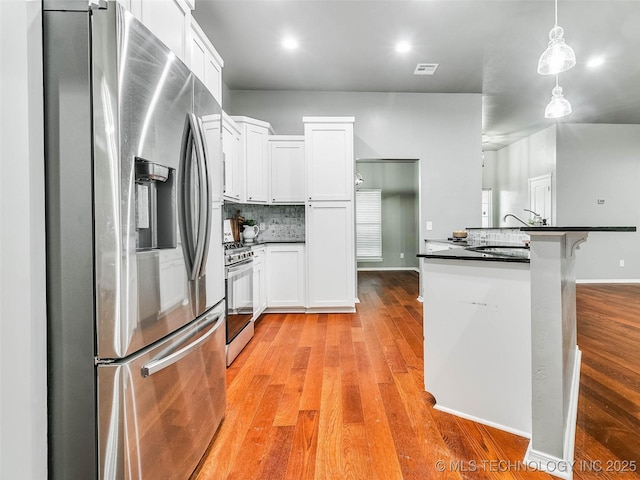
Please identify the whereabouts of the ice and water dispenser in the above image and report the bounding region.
[135,157,177,251]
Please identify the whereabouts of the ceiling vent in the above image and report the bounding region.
[414,63,439,76]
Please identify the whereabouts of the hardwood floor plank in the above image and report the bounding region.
[256,425,295,480]
[273,367,307,427]
[314,367,345,480]
[225,384,285,480]
[284,410,320,480]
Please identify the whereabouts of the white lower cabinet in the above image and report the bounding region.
[252,245,267,320]
[306,201,355,311]
[266,244,306,309]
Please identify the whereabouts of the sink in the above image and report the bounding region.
[466,245,530,259]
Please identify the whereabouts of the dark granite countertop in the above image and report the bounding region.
[249,240,306,245]
[418,246,530,263]
[520,226,636,232]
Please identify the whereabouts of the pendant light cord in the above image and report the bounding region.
[555,0,558,26]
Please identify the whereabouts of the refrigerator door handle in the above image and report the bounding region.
[140,307,224,378]
[179,115,197,279]
[188,113,208,280]
[193,115,212,278]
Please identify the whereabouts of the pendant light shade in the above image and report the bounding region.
[538,26,576,75]
[544,80,572,119]
[537,0,576,75]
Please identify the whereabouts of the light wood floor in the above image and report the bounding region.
[193,272,640,480]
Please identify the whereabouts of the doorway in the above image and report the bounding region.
[354,159,420,272]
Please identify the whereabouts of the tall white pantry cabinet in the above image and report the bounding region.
[304,117,356,312]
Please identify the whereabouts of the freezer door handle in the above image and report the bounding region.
[141,308,224,378]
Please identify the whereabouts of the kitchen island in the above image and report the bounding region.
[419,226,635,479]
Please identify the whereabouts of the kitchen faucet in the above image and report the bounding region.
[503,213,530,227]
[523,209,546,226]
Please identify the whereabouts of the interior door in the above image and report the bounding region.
[529,174,552,225]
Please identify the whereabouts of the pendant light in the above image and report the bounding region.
[544,76,572,118]
[537,0,576,75]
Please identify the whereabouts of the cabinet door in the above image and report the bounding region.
[306,202,354,309]
[189,30,207,82]
[204,203,224,309]
[136,0,190,61]
[305,122,354,201]
[252,247,266,319]
[202,115,222,203]
[266,245,305,308]
[245,125,269,203]
[189,20,223,105]
[204,55,223,106]
[222,119,242,202]
[270,138,305,204]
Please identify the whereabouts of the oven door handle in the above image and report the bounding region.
[226,260,253,279]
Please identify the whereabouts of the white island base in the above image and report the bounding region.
[421,227,635,480]
[423,259,532,437]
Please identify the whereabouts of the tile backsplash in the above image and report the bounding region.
[224,204,305,242]
[467,228,529,245]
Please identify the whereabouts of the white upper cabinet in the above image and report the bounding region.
[188,19,224,105]
[130,0,191,61]
[222,112,242,202]
[231,116,272,204]
[269,136,305,204]
[201,114,222,203]
[304,117,355,202]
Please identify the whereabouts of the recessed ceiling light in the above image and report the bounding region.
[586,56,605,68]
[395,41,411,54]
[281,36,298,50]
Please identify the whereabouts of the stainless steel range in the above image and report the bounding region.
[224,242,255,365]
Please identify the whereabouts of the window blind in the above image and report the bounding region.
[356,189,382,261]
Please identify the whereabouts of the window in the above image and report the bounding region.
[356,189,382,261]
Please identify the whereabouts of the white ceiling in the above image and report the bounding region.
[193,0,640,150]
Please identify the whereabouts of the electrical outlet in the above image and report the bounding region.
[426,221,433,231]
[597,199,605,205]
[620,260,625,267]
[259,222,266,230]
[400,253,405,259]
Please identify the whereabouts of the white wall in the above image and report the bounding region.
[556,124,640,281]
[482,125,556,227]
[0,1,48,479]
[229,90,483,245]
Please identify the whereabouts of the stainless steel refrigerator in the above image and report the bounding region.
[43,2,226,479]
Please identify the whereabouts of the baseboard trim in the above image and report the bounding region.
[305,306,356,314]
[358,267,419,272]
[433,404,531,439]
[264,307,306,314]
[523,348,582,480]
[577,278,640,284]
